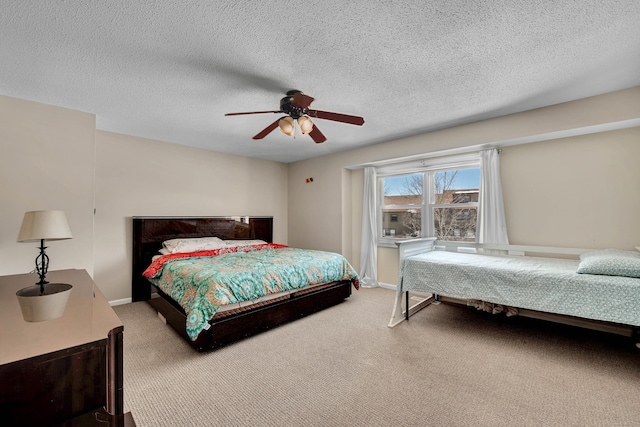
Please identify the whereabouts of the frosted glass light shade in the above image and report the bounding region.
[278,116,295,136]
[17,210,73,242]
[298,116,314,134]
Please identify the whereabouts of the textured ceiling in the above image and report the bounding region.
[2,1,640,163]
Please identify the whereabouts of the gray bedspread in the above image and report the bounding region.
[400,251,640,326]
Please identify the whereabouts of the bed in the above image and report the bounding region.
[388,238,640,346]
[132,216,359,351]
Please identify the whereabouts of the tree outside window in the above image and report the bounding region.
[381,167,480,241]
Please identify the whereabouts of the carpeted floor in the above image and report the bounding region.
[113,287,640,427]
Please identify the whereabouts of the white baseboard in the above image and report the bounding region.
[378,282,397,290]
[109,297,132,307]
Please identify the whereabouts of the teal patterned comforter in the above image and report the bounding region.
[145,246,360,340]
[400,251,640,326]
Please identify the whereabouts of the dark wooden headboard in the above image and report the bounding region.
[131,216,273,302]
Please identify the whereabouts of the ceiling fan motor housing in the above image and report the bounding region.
[280,95,307,119]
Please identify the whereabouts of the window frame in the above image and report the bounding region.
[376,154,481,247]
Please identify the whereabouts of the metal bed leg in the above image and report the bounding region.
[389,290,437,328]
[388,290,406,327]
[405,291,410,320]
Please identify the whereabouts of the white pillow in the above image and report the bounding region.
[223,239,267,247]
[162,237,226,254]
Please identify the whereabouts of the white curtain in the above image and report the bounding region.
[478,149,509,246]
[359,167,379,288]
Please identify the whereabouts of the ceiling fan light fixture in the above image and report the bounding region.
[278,116,295,136]
[297,116,314,135]
[226,91,364,143]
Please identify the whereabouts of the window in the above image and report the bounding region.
[381,173,422,238]
[377,156,480,244]
[431,170,479,242]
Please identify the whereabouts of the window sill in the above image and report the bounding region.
[377,239,400,248]
[377,237,433,248]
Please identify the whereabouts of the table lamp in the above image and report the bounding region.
[16,210,73,322]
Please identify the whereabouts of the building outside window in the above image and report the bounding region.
[378,161,480,244]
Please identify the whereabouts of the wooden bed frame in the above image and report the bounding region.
[132,216,353,351]
[389,238,640,346]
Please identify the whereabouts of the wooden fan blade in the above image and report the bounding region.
[291,92,314,109]
[252,118,281,140]
[307,109,365,126]
[225,110,281,116]
[308,125,327,144]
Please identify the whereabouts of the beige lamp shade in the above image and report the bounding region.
[297,116,314,135]
[17,210,73,242]
[17,283,73,322]
[278,116,295,136]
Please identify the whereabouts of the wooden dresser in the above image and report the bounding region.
[0,269,134,426]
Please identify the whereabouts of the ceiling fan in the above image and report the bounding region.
[225,90,365,143]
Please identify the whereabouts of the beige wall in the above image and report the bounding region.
[288,87,640,285]
[0,95,95,278]
[93,131,288,301]
[501,128,640,249]
[287,158,344,252]
[0,95,288,302]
